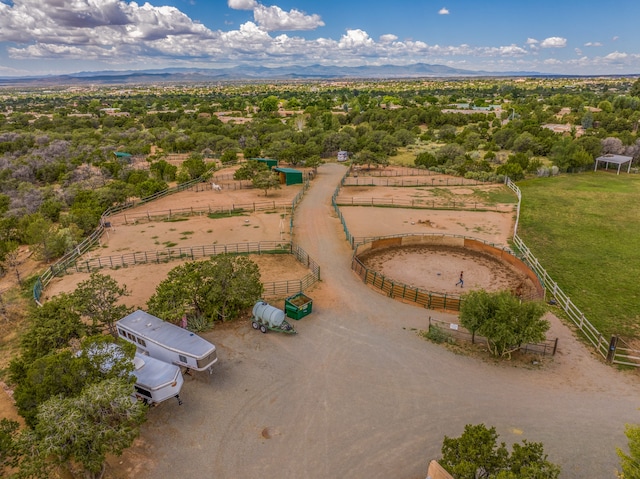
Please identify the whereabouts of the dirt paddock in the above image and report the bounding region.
[358,244,538,297]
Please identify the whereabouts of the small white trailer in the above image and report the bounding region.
[117,310,218,373]
[81,342,184,406]
[132,353,184,406]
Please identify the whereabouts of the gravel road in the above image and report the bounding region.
[117,163,640,479]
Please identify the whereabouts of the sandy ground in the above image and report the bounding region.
[359,245,537,297]
[3,164,640,479]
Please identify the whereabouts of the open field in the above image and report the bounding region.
[518,172,640,339]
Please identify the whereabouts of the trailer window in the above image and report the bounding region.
[137,338,146,347]
[127,333,136,341]
[134,386,152,398]
[179,355,187,364]
[118,329,125,337]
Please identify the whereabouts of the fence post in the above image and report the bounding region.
[606,335,619,363]
[553,337,558,356]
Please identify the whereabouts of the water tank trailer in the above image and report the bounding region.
[251,300,297,334]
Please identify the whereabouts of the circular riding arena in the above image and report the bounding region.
[355,235,543,301]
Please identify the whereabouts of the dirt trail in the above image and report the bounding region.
[114,163,640,479]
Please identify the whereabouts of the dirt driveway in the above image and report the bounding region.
[106,163,640,479]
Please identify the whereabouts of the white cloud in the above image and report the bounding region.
[253,4,324,31]
[612,36,619,41]
[379,34,398,43]
[540,37,567,48]
[584,42,603,47]
[526,38,538,45]
[604,51,628,61]
[543,58,562,65]
[339,29,374,49]
[438,7,450,15]
[575,48,582,56]
[227,0,257,10]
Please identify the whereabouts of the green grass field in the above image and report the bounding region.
[518,172,640,339]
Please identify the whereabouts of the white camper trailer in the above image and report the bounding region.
[117,310,218,373]
[132,353,184,406]
[81,342,184,406]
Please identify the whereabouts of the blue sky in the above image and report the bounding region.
[0,0,638,76]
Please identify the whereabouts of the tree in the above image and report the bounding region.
[12,335,136,428]
[28,378,146,479]
[260,95,279,113]
[72,272,132,338]
[233,160,268,181]
[415,151,441,168]
[252,170,281,197]
[1,241,22,285]
[23,214,67,262]
[304,154,324,173]
[440,424,560,479]
[204,255,264,321]
[459,290,494,344]
[181,153,210,180]
[460,290,548,358]
[220,149,239,164]
[0,418,20,473]
[618,424,640,479]
[147,255,263,324]
[631,78,640,98]
[353,149,385,170]
[441,424,509,479]
[149,159,177,181]
[13,294,85,366]
[505,440,561,479]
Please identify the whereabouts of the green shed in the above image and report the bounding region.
[252,158,278,169]
[274,167,303,185]
[113,152,132,163]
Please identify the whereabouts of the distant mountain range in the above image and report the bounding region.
[0,63,546,86]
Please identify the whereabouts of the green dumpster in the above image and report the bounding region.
[285,293,313,320]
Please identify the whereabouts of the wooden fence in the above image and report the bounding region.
[335,196,511,212]
[427,317,558,357]
[351,255,461,312]
[342,176,491,187]
[350,167,439,177]
[108,200,292,225]
[62,241,289,273]
[40,240,320,300]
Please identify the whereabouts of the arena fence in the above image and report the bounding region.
[351,233,544,313]
[505,178,640,367]
[427,317,558,357]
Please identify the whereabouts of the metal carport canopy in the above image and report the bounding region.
[594,154,633,175]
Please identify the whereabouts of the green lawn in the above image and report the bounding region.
[517,172,640,339]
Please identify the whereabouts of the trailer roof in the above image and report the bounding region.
[118,310,216,358]
[133,353,181,389]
